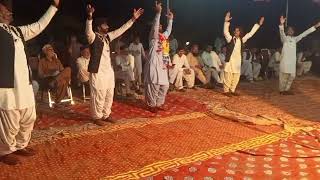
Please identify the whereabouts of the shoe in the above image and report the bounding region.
[13,148,36,157]
[0,154,20,166]
[286,91,295,95]
[231,92,240,96]
[157,105,170,111]
[223,92,232,97]
[103,116,116,124]
[93,119,108,126]
[177,88,186,92]
[148,107,158,113]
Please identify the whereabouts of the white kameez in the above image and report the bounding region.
[0,6,58,156]
[279,25,316,91]
[86,19,134,120]
[129,43,145,85]
[169,54,195,89]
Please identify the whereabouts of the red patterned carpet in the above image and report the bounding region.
[35,94,207,129]
[151,130,320,179]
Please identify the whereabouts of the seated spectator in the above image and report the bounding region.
[241,49,254,82]
[187,44,210,88]
[261,48,271,79]
[77,46,90,84]
[114,46,135,97]
[169,47,195,91]
[38,44,72,104]
[201,45,223,86]
[269,48,281,77]
[218,46,227,64]
[297,50,313,76]
[251,48,263,81]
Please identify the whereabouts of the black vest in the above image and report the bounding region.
[225,37,244,63]
[88,34,111,73]
[0,25,32,88]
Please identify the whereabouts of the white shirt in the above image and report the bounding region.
[224,22,260,73]
[172,54,190,71]
[211,51,223,72]
[115,54,135,71]
[86,19,134,90]
[77,56,90,71]
[0,6,57,110]
[279,25,316,74]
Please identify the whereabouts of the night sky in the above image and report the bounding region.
[13,0,320,49]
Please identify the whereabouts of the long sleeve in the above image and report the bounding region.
[224,22,232,43]
[163,19,173,39]
[242,24,260,43]
[295,26,316,43]
[108,19,134,42]
[86,19,96,44]
[279,25,287,43]
[183,55,191,68]
[18,6,58,41]
[149,13,161,41]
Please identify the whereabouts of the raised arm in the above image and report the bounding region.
[224,12,233,43]
[18,3,58,41]
[279,16,287,43]
[163,10,174,38]
[108,8,144,42]
[149,1,162,40]
[86,4,96,44]
[295,24,318,43]
[242,17,264,43]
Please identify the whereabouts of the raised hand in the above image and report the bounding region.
[166,10,174,20]
[225,12,232,22]
[315,21,320,28]
[155,1,162,13]
[133,8,144,20]
[52,0,60,8]
[259,17,265,26]
[87,4,95,19]
[280,16,286,25]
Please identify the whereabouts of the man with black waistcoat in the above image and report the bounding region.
[85,4,143,126]
[223,12,264,97]
[0,0,59,165]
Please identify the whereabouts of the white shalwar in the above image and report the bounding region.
[223,22,260,92]
[279,25,316,91]
[129,42,145,85]
[0,6,57,156]
[86,19,134,120]
[169,54,195,89]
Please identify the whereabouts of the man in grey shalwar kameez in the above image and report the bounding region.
[144,1,173,113]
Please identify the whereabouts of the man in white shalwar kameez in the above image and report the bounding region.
[278,16,320,95]
[129,36,146,89]
[144,2,173,113]
[0,0,59,165]
[223,12,264,96]
[85,5,143,126]
[169,48,195,91]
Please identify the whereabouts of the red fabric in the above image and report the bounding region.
[35,94,207,129]
[152,130,320,179]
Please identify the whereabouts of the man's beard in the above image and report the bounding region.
[192,52,198,56]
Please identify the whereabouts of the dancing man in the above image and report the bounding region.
[0,0,60,165]
[223,12,264,97]
[279,16,320,95]
[144,1,174,113]
[86,4,143,126]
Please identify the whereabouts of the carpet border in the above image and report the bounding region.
[103,129,305,180]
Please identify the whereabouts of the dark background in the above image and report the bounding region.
[13,0,320,49]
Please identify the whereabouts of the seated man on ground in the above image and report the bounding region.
[77,45,90,85]
[187,44,210,88]
[210,49,224,86]
[297,50,313,76]
[114,46,136,97]
[38,44,72,105]
[269,48,281,77]
[169,47,195,91]
[201,45,223,86]
[241,49,254,82]
[251,48,263,81]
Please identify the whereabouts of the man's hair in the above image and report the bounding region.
[80,45,90,51]
[94,17,108,28]
[234,26,244,37]
[0,0,12,11]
